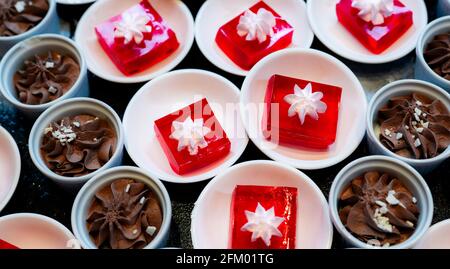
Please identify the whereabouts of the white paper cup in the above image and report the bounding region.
[28,97,124,191]
[71,166,172,249]
[0,34,89,118]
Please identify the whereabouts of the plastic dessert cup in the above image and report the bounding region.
[0,126,21,213]
[0,34,89,118]
[329,156,433,249]
[29,97,124,191]
[366,79,450,174]
[0,213,78,249]
[71,166,172,249]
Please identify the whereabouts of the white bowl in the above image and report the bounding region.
[306,0,428,64]
[74,0,194,83]
[415,219,450,249]
[195,0,314,76]
[191,160,333,249]
[0,126,21,213]
[240,48,367,170]
[123,69,249,183]
[0,213,78,249]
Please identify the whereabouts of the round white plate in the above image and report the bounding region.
[195,0,314,76]
[56,0,96,5]
[0,126,21,213]
[191,160,333,249]
[414,219,450,249]
[240,48,367,170]
[74,0,194,83]
[123,69,248,183]
[307,0,428,64]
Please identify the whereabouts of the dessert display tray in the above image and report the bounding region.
[0,0,448,249]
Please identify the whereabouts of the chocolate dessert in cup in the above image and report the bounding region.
[415,16,450,92]
[0,0,59,57]
[0,34,89,118]
[329,156,433,249]
[28,97,124,190]
[0,213,78,249]
[0,125,21,213]
[366,79,450,174]
[71,166,172,249]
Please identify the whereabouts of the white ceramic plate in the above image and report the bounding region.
[74,0,194,83]
[414,219,450,249]
[240,48,367,170]
[307,0,428,64]
[195,0,314,76]
[0,126,21,212]
[123,69,249,183]
[191,160,333,249]
[0,213,78,249]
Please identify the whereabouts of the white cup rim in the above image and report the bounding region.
[0,126,21,212]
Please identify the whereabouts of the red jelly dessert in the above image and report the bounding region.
[336,0,413,54]
[0,239,19,249]
[215,1,294,70]
[95,0,179,75]
[230,185,297,249]
[154,98,231,175]
[263,74,342,149]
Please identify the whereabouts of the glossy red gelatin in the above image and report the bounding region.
[336,0,413,54]
[263,74,342,149]
[0,239,19,249]
[154,98,231,175]
[229,185,297,249]
[95,0,179,75]
[215,1,294,70]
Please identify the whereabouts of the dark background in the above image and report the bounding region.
[0,0,448,249]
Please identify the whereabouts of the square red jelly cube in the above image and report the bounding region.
[154,98,231,175]
[230,185,297,249]
[336,0,413,54]
[0,239,19,249]
[215,1,294,70]
[95,0,179,75]
[263,74,342,149]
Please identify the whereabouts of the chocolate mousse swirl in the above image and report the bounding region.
[86,179,163,249]
[0,0,49,36]
[339,171,419,247]
[378,93,450,159]
[40,115,116,177]
[424,33,450,80]
[14,51,80,105]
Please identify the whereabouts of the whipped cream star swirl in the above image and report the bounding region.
[241,203,285,247]
[284,83,327,125]
[170,117,211,155]
[114,12,152,45]
[351,0,394,25]
[237,8,276,43]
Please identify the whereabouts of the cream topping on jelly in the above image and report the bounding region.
[237,8,276,43]
[351,0,394,25]
[114,12,152,45]
[284,83,327,125]
[241,203,284,247]
[170,117,211,155]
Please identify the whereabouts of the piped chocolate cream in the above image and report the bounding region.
[86,179,163,249]
[339,171,419,247]
[40,115,116,177]
[378,93,450,159]
[424,33,450,80]
[0,0,49,36]
[14,51,80,105]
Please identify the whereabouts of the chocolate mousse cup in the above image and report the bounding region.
[367,79,450,174]
[415,16,450,92]
[0,34,89,118]
[0,0,59,57]
[329,156,433,249]
[71,166,172,249]
[29,97,124,191]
